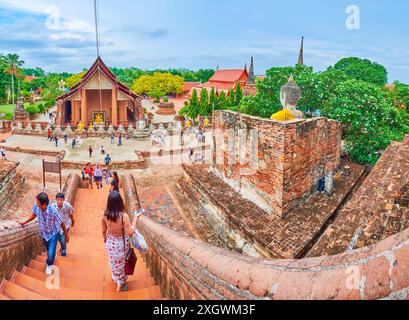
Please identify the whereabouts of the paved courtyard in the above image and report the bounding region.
[2,132,211,162]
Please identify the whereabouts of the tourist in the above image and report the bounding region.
[77,135,82,146]
[101,191,137,292]
[55,136,59,147]
[52,193,75,257]
[18,193,69,275]
[83,163,94,189]
[64,133,68,144]
[110,171,120,193]
[103,169,112,184]
[189,147,194,161]
[118,134,123,147]
[101,146,106,155]
[56,155,61,163]
[72,138,76,149]
[89,145,93,158]
[110,133,115,145]
[0,147,6,161]
[47,129,52,141]
[94,164,103,190]
[105,154,112,168]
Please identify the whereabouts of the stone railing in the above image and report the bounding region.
[124,174,409,300]
[61,152,148,170]
[0,173,80,282]
[0,146,66,158]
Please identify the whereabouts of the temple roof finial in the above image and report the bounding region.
[297,36,304,66]
[248,57,255,84]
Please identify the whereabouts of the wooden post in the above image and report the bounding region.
[42,159,46,189]
[81,88,87,126]
[112,87,118,127]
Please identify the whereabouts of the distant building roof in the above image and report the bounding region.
[25,75,36,82]
[183,82,202,93]
[209,69,248,83]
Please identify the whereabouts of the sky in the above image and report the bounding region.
[0,0,408,83]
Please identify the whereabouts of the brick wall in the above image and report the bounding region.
[0,173,80,282]
[212,111,341,218]
[0,162,24,210]
[124,173,409,300]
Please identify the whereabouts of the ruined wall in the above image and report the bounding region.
[0,173,80,282]
[0,162,24,210]
[123,175,409,300]
[212,111,341,217]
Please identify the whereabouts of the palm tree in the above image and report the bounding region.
[1,54,25,121]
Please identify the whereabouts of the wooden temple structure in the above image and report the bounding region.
[56,57,143,127]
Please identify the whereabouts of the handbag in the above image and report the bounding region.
[131,228,149,253]
[121,213,137,276]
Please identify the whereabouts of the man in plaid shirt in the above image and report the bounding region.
[18,193,69,275]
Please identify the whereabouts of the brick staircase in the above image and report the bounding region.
[0,186,162,300]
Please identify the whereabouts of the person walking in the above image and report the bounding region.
[47,129,52,141]
[64,133,68,144]
[0,147,6,161]
[94,164,103,190]
[110,133,115,145]
[105,154,112,168]
[55,136,59,147]
[101,191,138,292]
[83,163,94,189]
[110,171,120,193]
[101,146,106,155]
[89,145,93,158]
[118,134,123,147]
[18,193,69,275]
[52,193,75,257]
[72,138,76,149]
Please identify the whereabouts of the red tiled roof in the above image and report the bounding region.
[209,69,247,83]
[25,76,36,82]
[183,82,202,92]
[57,57,142,101]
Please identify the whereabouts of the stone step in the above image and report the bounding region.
[1,281,49,300]
[21,267,155,292]
[12,270,161,300]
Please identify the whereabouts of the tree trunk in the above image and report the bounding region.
[11,74,15,122]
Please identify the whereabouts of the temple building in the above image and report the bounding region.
[187,63,249,97]
[56,57,143,127]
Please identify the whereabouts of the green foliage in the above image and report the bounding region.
[25,105,40,114]
[333,57,388,86]
[23,67,45,77]
[37,103,46,112]
[132,72,184,96]
[324,79,409,164]
[199,88,210,116]
[235,84,243,105]
[65,71,87,88]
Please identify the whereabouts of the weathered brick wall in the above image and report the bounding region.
[0,162,24,210]
[0,173,80,282]
[124,174,409,300]
[212,111,341,217]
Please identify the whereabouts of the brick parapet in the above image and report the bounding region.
[124,173,409,300]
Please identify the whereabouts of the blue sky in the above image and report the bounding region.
[0,0,408,83]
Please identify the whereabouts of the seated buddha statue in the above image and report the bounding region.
[271,76,304,121]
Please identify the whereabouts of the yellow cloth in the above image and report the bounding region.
[271,109,295,121]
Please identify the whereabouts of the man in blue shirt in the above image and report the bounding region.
[18,193,69,275]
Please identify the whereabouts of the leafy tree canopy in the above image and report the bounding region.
[333,57,388,86]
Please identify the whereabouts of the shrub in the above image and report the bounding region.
[37,103,45,112]
[26,105,41,114]
[163,97,169,103]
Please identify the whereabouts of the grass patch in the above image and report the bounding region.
[0,103,42,120]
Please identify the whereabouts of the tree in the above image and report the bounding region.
[228,88,236,109]
[132,72,183,96]
[235,84,243,106]
[148,88,165,103]
[333,57,388,86]
[65,71,87,88]
[217,91,227,110]
[324,79,409,164]
[1,53,25,120]
[199,88,210,116]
